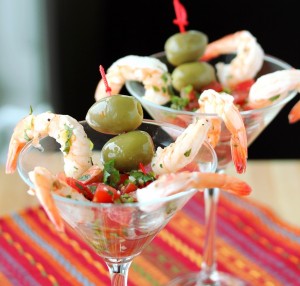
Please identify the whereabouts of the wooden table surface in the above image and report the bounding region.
[1,160,299,227]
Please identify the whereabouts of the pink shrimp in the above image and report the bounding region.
[6,112,93,178]
[137,171,252,205]
[198,89,248,174]
[248,69,300,107]
[201,30,264,89]
[289,100,300,124]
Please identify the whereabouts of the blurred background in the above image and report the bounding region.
[1,0,300,164]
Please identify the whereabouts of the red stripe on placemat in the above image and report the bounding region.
[26,207,110,285]
[1,210,82,285]
[217,194,300,284]
[219,194,300,264]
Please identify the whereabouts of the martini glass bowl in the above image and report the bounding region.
[17,119,218,286]
[126,53,298,285]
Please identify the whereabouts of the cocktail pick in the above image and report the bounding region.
[172,0,189,33]
[99,65,112,96]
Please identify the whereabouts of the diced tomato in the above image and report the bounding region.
[117,173,129,186]
[201,81,223,92]
[234,79,255,92]
[185,98,199,111]
[231,79,254,105]
[122,182,138,194]
[139,162,146,174]
[77,165,103,185]
[92,183,120,203]
[65,177,94,200]
[231,90,249,106]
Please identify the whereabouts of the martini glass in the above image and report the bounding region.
[126,53,298,285]
[16,119,218,286]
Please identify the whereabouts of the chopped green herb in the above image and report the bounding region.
[128,170,155,186]
[170,95,189,110]
[153,86,160,92]
[63,124,74,154]
[161,72,169,83]
[103,160,120,187]
[88,185,97,194]
[184,149,192,157]
[78,174,91,181]
[183,84,193,94]
[269,94,280,102]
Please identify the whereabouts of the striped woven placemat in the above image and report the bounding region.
[1,192,299,286]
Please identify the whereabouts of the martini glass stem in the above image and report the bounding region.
[199,169,224,284]
[199,187,220,284]
[106,260,132,286]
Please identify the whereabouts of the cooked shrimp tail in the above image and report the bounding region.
[136,171,252,203]
[151,117,211,175]
[29,167,65,232]
[248,69,300,109]
[288,100,300,123]
[198,89,248,173]
[201,30,264,88]
[94,55,172,105]
[6,112,93,178]
[6,115,35,174]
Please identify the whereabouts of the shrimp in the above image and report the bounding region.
[248,69,300,109]
[6,112,93,178]
[137,171,251,205]
[198,89,248,174]
[201,30,264,88]
[289,100,300,124]
[28,166,89,232]
[151,117,212,175]
[94,55,172,105]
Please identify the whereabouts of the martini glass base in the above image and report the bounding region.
[167,271,247,286]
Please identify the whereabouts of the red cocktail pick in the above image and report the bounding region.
[99,65,112,96]
[172,0,189,33]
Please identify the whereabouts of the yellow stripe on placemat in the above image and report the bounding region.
[24,209,106,285]
[1,221,60,286]
[158,209,280,285]
[157,228,202,266]
[131,255,171,286]
[0,272,14,286]
[36,209,109,278]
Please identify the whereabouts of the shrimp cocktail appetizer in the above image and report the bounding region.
[93,1,299,285]
[5,65,252,285]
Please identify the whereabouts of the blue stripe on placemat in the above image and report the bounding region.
[223,192,300,243]
[12,213,96,286]
[0,250,40,286]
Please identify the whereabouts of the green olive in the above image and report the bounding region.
[171,61,216,91]
[86,95,143,135]
[101,130,155,172]
[164,30,208,66]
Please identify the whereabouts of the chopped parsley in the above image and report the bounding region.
[184,149,192,157]
[170,95,189,110]
[269,94,280,102]
[63,124,74,154]
[103,160,120,187]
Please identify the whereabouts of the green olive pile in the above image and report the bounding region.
[164,30,216,92]
[86,95,155,172]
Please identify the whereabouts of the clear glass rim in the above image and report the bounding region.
[17,118,218,209]
[125,52,298,117]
